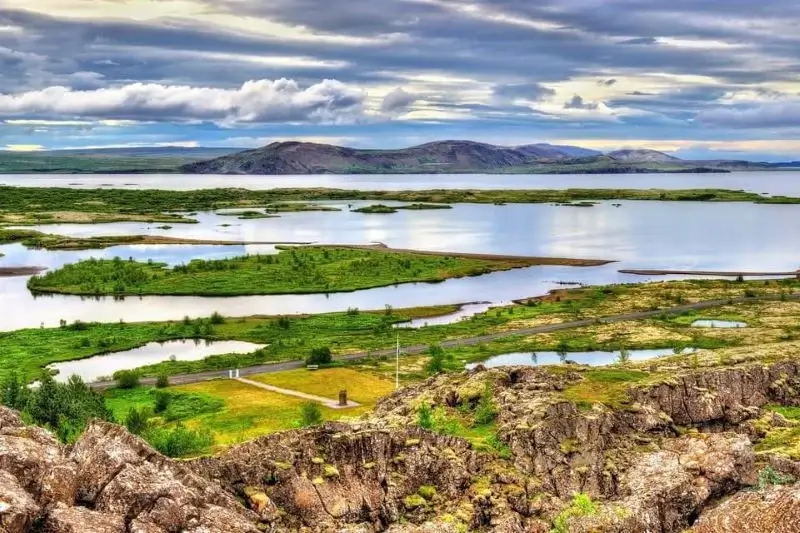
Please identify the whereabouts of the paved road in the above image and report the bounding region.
[90,293,796,390]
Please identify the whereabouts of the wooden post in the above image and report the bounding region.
[338,390,348,407]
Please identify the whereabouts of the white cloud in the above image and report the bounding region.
[0,79,367,124]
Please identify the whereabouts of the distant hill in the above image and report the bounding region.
[607,149,680,163]
[182,140,539,174]
[6,140,796,175]
[520,143,602,159]
[182,140,730,175]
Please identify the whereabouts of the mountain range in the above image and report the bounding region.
[181,140,791,175]
[2,141,798,174]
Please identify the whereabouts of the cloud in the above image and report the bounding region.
[564,95,599,110]
[493,82,555,103]
[381,87,418,113]
[618,37,658,45]
[597,78,617,87]
[696,101,800,128]
[0,79,367,124]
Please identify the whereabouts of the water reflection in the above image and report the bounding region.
[691,320,747,328]
[4,171,800,195]
[48,339,265,383]
[466,347,697,369]
[2,199,800,331]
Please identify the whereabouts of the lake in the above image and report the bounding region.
[3,170,800,195]
[2,184,800,331]
[465,347,697,369]
[48,339,266,383]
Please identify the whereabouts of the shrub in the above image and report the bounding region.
[474,383,497,425]
[155,373,170,389]
[307,347,332,366]
[299,402,323,427]
[154,391,171,414]
[146,424,213,457]
[125,407,149,435]
[210,311,226,325]
[115,370,140,389]
[416,402,433,430]
[552,493,597,533]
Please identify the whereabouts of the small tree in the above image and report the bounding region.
[154,391,171,414]
[155,373,170,389]
[474,383,497,425]
[416,402,433,430]
[617,347,631,366]
[307,347,332,366]
[115,370,140,389]
[425,353,444,375]
[210,311,226,325]
[1,371,28,410]
[125,407,149,435]
[299,402,323,427]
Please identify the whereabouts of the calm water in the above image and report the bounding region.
[48,339,265,383]
[691,319,748,328]
[466,347,696,369]
[2,171,800,195]
[3,199,800,331]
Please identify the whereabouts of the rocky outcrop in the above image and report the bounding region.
[0,408,260,533]
[690,482,800,533]
[2,359,800,532]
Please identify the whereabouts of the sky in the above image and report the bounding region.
[1,0,800,160]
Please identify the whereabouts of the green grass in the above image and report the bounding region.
[250,368,395,406]
[561,369,651,409]
[104,386,224,422]
[352,204,398,214]
[27,246,538,296]
[1,186,798,224]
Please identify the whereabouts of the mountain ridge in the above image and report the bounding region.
[181,140,736,175]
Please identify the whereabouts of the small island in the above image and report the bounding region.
[27,246,610,296]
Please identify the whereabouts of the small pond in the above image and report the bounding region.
[49,339,266,383]
[395,302,509,329]
[465,347,697,369]
[691,319,747,328]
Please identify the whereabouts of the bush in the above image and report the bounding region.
[1,371,28,411]
[154,391,171,414]
[307,347,332,366]
[298,402,323,427]
[474,383,497,425]
[156,373,170,389]
[125,407,149,435]
[115,370,140,389]
[146,424,213,457]
[210,311,225,325]
[416,402,433,430]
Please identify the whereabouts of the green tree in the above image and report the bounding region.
[154,391,171,414]
[307,347,332,366]
[474,383,497,425]
[155,373,170,389]
[27,373,61,427]
[115,370,140,389]
[416,402,433,430]
[1,371,28,410]
[125,407,149,435]
[298,402,323,427]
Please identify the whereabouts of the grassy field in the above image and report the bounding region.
[27,246,546,296]
[2,186,800,227]
[250,367,396,405]
[104,369,393,449]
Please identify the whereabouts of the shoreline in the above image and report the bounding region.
[0,266,46,277]
[620,268,800,277]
